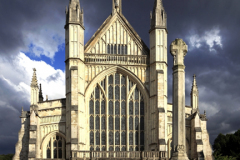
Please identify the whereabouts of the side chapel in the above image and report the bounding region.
[13,0,213,159]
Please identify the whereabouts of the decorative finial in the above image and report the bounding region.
[39,83,44,102]
[31,68,38,88]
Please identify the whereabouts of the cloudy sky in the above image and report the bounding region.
[0,0,239,154]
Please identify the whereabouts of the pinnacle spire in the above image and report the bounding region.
[31,68,38,88]
[112,0,122,14]
[65,0,84,26]
[39,83,43,102]
[191,74,198,92]
[150,0,167,31]
[191,74,199,113]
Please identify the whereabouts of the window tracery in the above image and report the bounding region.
[89,73,145,151]
[45,134,65,159]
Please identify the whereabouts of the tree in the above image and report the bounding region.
[0,154,14,160]
[213,130,240,159]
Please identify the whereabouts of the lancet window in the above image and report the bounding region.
[89,73,145,151]
[107,44,128,54]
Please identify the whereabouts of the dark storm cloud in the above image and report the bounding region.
[0,0,239,154]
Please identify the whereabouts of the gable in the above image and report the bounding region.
[84,13,149,55]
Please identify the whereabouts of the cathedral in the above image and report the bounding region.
[13,0,213,159]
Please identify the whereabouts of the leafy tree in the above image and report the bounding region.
[0,154,14,160]
[213,130,240,159]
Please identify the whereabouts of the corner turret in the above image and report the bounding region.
[30,68,39,105]
[191,74,199,113]
[65,0,84,27]
[150,0,167,31]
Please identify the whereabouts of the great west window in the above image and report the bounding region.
[89,73,145,151]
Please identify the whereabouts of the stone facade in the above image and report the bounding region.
[13,0,213,160]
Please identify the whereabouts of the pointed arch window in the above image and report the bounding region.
[89,73,145,151]
[45,134,65,159]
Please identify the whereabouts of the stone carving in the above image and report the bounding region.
[176,145,185,153]
[170,39,188,66]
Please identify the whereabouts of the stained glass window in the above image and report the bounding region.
[135,89,139,100]
[135,132,139,145]
[115,116,120,130]
[121,132,126,145]
[90,147,94,151]
[140,101,144,115]
[121,86,126,99]
[135,146,139,151]
[90,131,94,145]
[129,101,133,115]
[95,87,100,99]
[109,116,113,130]
[140,132,144,145]
[109,101,113,115]
[129,132,133,145]
[96,116,100,130]
[111,45,113,54]
[115,131,120,145]
[109,86,113,99]
[90,100,94,114]
[101,131,106,144]
[107,44,110,54]
[121,101,126,115]
[90,116,94,130]
[135,117,139,130]
[101,101,105,115]
[101,116,105,129]
[129,116,133,130]
[115,86,120,100]
[121,116,126,130]
[114,45,117,54]
[109,132,113,145]
[96,131,100,145]
[89,73,145,151]
[135,102,139,115]
[102,146,106,151]
[140,117,144,130]
[96,101,100,114]
[54,149,57,158]
[115,101,120,115]
[118,45,120,54]
[47,149,50,158]
[121,76,126,85]
[59,149,62,158]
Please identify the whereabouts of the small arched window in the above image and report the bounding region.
[45,134,65,159]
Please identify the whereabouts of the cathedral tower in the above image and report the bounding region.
[149,0,168,151]
[65,0,85,158]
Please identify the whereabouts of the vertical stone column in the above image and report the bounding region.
[170,39,188,160]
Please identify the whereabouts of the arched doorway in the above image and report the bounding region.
[88,73,145,151]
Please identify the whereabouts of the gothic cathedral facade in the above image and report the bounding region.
[13,0,213,159]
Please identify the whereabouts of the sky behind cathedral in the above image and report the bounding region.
[0,0,239,154]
